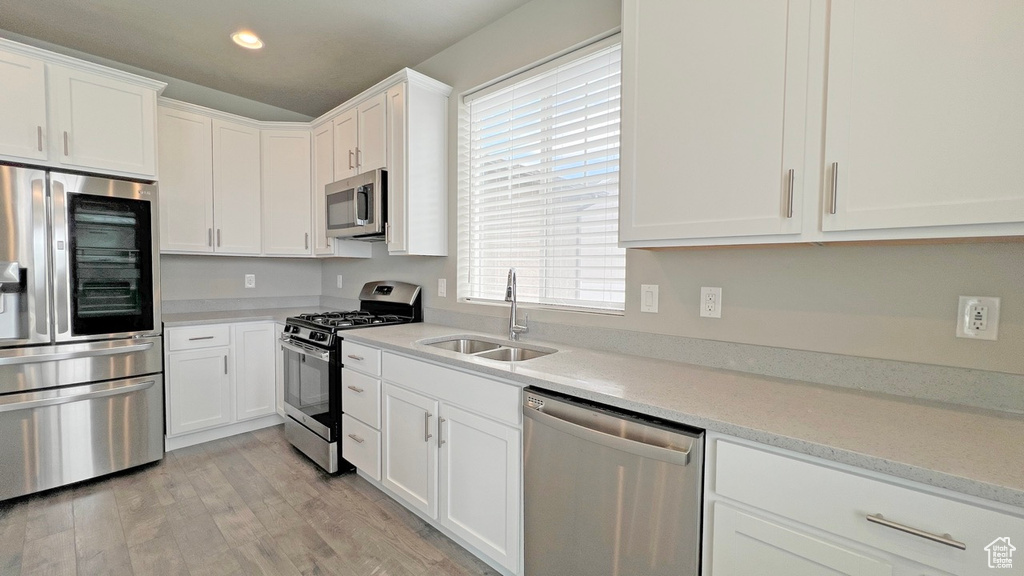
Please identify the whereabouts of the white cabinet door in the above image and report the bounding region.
[0,49,47,161]
[48,64,157,178]
[439,404,521,574]
[333,108,358,181]
[385,84,408,253]
[212,119,262,254]
[261,129,312,255]
[619,0,811,245]
[823,0,1024,232]
[357,92,387,173]
[233,322,276,422]
[311,121,335,255]
[166,347,232,436]
[274,323,285,417]
[382,382,438,519]
[157,106,214,253]
[711,504,894,576]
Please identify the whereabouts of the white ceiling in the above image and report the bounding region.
[0,0,533,118]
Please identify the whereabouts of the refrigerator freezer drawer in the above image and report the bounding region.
[0,374,164,501]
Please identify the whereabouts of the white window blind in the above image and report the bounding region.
[459,40,624,312]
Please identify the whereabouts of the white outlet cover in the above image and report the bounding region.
[337,274,343,289]
[700,287,722,318]
[956,296,1000,340]
[438,278,447,298]
[640,284,659,313]
[244,274,255,289]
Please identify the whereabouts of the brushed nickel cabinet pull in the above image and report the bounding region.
[188,336,215,341]
[865,514,966,550]
[223,356,228,374]
[63,131,69,156]
[786,169,795,219]
[346,385,364,393]
[305,233,309,250]
[217,229,222,247]
[37,126,43,151]
[208,228,213,247]
[385,222,391,244]
[438,417,446,447]
[830,162,839,215]
[356,147,362,168]
[424,412,433,442]
[348,150,355,170]
[347,434,365,444]
[347,354,364,361]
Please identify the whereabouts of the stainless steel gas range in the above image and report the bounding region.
[279,280,422,473]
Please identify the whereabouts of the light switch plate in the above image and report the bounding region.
[956,295,1000,340]
[438,278,447,298]
[640,284,659,313]
[336,275,343,289]
[244,274,255,289]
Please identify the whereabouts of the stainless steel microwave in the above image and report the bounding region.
[325,169,386,239]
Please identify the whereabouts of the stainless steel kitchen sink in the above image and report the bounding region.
[419,335,556,362]
[426,338,501,354]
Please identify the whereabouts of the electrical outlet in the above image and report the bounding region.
[700,287,722,318]
[640,284,659,313]
[956,296,1000,340]
[336,274,343,289]
[244,274,255,289]
[438,278,447,298]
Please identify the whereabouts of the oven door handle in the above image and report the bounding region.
[279,338,331,362]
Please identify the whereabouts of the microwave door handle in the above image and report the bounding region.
[356,186,370,225]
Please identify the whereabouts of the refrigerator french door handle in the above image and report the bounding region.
[0,341,155,366]
[50,178,71,337]
[0,379,156,414]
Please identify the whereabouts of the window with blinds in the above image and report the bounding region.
[459,39,624,313]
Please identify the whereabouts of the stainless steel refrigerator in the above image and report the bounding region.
[0,164,164,501]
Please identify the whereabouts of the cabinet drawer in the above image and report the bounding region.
[342,414,380,481]
[382,352,520,425]
[342,341,380,376]
[714,440,1024,572]
[342,368,381,428]
[168,324,230,351]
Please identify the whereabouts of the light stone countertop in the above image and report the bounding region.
[340,322,1024,510]
[162,308,310,327]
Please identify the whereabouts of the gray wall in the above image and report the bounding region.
[320,0,1024,376]
[161,255,322,301]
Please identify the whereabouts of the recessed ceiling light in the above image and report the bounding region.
[231,30,264,50]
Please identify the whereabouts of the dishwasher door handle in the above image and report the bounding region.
[524,406,692,466]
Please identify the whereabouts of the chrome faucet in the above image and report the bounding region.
[505,268,528,341]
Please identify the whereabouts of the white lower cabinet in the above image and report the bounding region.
[705,434,1024,576]
[164,321,281,449]
[376,350,522,575]
[166,346,232,436]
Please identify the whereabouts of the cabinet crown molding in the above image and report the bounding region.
[313,68,452,126]
[0,36,167,94]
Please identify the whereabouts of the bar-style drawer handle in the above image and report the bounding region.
[865,514,966,550]
[346,385,364,393]
[347,434,365,444]
[347,354,364,361]
[188,336,215,341]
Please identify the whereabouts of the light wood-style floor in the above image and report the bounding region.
[0,425,499,576]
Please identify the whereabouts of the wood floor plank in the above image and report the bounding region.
[23,489,73,543]
[185,461,269,547]
[0,499,28,576]
[169,510,233,574]
[232,535,304,576]
[20,528,76,576]
[72,485,133,575]
[127,536,190,576]
[112,471,176,549]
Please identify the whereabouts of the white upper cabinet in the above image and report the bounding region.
[822,0,1024,233]
[386,76,450,256]
[333,108,359,181]
[311,121,336,255]
[212,119,262,255]
[332,93,388,180]
[261,129,312,255]
[49,64,158,178]
[158,106,214,253]
[0,38,164,180]
[0,48,47,161]
[621,0,1024,247]
[357,93,387,173]
[620,0,811,246]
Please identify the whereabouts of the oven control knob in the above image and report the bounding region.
[312,331,327,341]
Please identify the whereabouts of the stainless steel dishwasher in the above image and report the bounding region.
[523,388,704,576]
